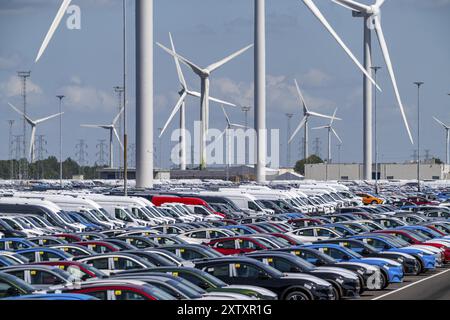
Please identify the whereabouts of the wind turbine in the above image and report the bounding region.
[312,108,343,163]
[218,105,248,180]
[433,117,450,165]
[301,0,414,180]
[156,40,253,170]
[289,79,341,160]
[8,103,63,163]
[81,108,124,168]
[159,33,237,170]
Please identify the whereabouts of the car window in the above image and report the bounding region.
[0,281,17,298]
[214,240,236,249]
[40,251,63,262]
[82,290,108,300]
[234,263,265,278]
[30,270,65,285]
[317,229,333,237]
[19,252,36,263]
[296,229,314,236]
[87,258,109,270]
[327,248,347,260]
[239,239,258,250]
[114,257,141,270]
[271,257,295,273]
[180,249,203,260]
[204,264,229,277]
[190,231,207,239]
[114,290,147,300]
[209,231,226,239]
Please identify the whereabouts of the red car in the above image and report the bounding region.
[75,241,120,254]
[64,283,168,300]
[33,261,106,281]
[151,196,224,217]
[206,236,270,255]
[406,197,439,206]
[375,230,450,262]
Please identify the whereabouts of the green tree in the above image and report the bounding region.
[294,155,324,175]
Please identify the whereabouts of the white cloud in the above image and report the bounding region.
[0,75,42,99]
[60,79,115,113]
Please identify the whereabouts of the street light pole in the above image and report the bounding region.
[56,95,65,188]
[371,66,381,194]
[414,82,424,194]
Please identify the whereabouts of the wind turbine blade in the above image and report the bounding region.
[113,128,124,150]
[187,90,236,107]
[217,128,227,141]
[230,124,248,129]
[311,126,328,130]
[80,124,104,128]
[332,0,371,13]
[332,128,343,144]
[373,16,414,144]
[156,42,204,76]
[113,107,124,126]
[289,116,308,144]
[220,104,232,126]
[35,0,72,63]
[302,0,381,91]
[375,0,386,8]
[309,111,342,121]
[206,44,254,73]
[160,92,187,137]
[330,108,338,126]
[35,112,63,124]
[8,102,34,125]
[29,126,36,161]
[169,32,187,89]
[294,79,308,113]
[433,117,450,129]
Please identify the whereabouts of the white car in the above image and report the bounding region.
[287,227,342,243]
[178,228,236,245]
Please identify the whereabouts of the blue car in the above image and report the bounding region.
[15,247,73,263]
[0,238,36,251]
[398,226,450,241]
[2,294,99,300]
[350,234,436,271]
[66,212,104,232]
[304,244,404,285]
[222,225,257,235]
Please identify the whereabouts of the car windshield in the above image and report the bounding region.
[90,209,109,222]
[58,211,77,224]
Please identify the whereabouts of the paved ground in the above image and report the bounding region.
[357,265,450,300]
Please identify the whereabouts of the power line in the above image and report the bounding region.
[313,137,321,159]
[76,139,89,175]
[36,135,47,179]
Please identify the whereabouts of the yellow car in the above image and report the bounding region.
[355,193,383,205]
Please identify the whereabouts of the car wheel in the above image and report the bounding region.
[331,286,340,300]
[379,271,388,290]
[284,291,310,301]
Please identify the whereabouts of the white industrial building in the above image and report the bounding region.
[305,163,450,181]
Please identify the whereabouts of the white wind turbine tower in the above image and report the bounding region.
[159,33,237,170]
[289,79,341,160]
[312,108,343,163]
[433,117,450,165]
[301,0,414,180]
[81,108,124,168]
[156,41,253,170]
[8,103,63,163]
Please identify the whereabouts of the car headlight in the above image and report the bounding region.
[336,278,344,284]
[417,253,424,257]
[357,269,365,275]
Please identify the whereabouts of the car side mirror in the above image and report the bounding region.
[258,272,270,280]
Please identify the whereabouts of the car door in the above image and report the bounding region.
[315,228,336,241]
[293,228,316,242]
[28,269,67,289]
[112,256,143,273]
[230,262,279,292]
[84,257,111,275]
[202,263,232,283]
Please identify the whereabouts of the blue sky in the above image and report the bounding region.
[1,0,450,168]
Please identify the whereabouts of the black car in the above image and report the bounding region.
[273,247,380,291]
[247,251,361,299]
[195,257,335,300]
[316,239,421,275]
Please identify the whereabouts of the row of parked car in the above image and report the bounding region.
[0,182,449,300]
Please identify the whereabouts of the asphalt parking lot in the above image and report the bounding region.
[357,265,450,300]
